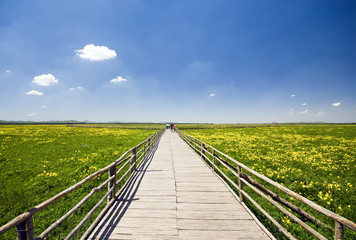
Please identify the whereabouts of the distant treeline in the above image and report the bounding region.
[1,120,354,126]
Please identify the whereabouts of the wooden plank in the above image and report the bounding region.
[177,203,244,211]
[178,131,356,232]
[88,130,273,240]
[179,229,270,240]
[134,190,176,196]
[89,227,179,240]
[177,191,236,198]
[177,219,262,231]
[177,195,237,204]
[177,210,253,220]
[127,202,177,210]
[117,209,177,219]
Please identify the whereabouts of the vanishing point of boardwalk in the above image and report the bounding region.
[88,130,273,240]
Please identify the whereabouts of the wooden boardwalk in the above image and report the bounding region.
[88,130,273,240]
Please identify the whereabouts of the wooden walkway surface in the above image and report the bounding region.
[88,130,273,240]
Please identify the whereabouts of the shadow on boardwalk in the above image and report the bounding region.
[88,131,272,240]
[89,136,161,239]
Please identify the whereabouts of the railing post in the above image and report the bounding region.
[212,150,216,172]
[108,165,116,203]
[335,221,344,240]
[16,221,26,240]
[200,143,204,159]
[237,165,243,202]
[26,217,34,240]
[16,216,34,240]
[130,147,137,173]
[143,139,147,159]
[147,137,151,154]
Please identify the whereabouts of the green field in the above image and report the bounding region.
[0,125,159,239]
[178,124,355,239]
[1,124,355,239]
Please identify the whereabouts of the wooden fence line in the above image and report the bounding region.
[176,129,356,240]
[0,128,165,240]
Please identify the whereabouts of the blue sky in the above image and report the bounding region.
[0,0,355,123]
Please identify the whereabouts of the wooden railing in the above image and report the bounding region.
[176,129,356,240]
[0,128,165,240]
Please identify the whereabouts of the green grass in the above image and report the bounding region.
[0,125,159,239]
[179,124,356,239]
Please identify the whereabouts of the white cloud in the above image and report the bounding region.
[70,86,84,91]
[299,109,309,114]
[75,44,116,61]
[110,76,127,84]
[42,105,47,108]
[33,74,58,86]
[316,111,324,117]
[6,70,11,73]
[27,112,37,117]
[332,102,341,107]
[209,93,215,97]
[301,103,307,106]
[290,94,296,97]
[26,90,44,96]
[288,109,294,115]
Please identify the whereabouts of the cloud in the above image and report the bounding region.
[110,76,127,84]
[299,109,309,114]
[301,103,307,106]
[27,112,37,117]
[70,86,84,91]
[75,44,116,61]
[332,102,341,107]
[26,90,44,96]
[316,111,324,117]
[6,70,11,73]
[288,109,294,115]
[42,105,47,108]
[209,93,215,97]
[290,94,296,97]
[33,74,58,86]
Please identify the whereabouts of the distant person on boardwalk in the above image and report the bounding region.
[170,123,174,132]
[173,125,176,131]
[166,124,170,129]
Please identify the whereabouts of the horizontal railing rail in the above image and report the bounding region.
[176,129,356,240]
[0,128,165,240]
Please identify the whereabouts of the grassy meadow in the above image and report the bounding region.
[1,123,355,239]
[179,124,355,239]
[0,124,159,239]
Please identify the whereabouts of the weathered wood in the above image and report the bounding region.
[26,217,34,240]
[65,185,116,240]
[36,174,116,239]
[16,221,26,240]
[241,190,297,240]
[212,149,216,171]
[80,152,152,240]
[130,147,136,173]
[108,166,116,203]
[0,128,164,238]
[89,130,272,240]
[80,198,115,240]
[178,130,356,232]
[241,172,331,230]
[200,143,204,159]
[335,221,344,240]
[240,176,327,240]
[238,165,243,202]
